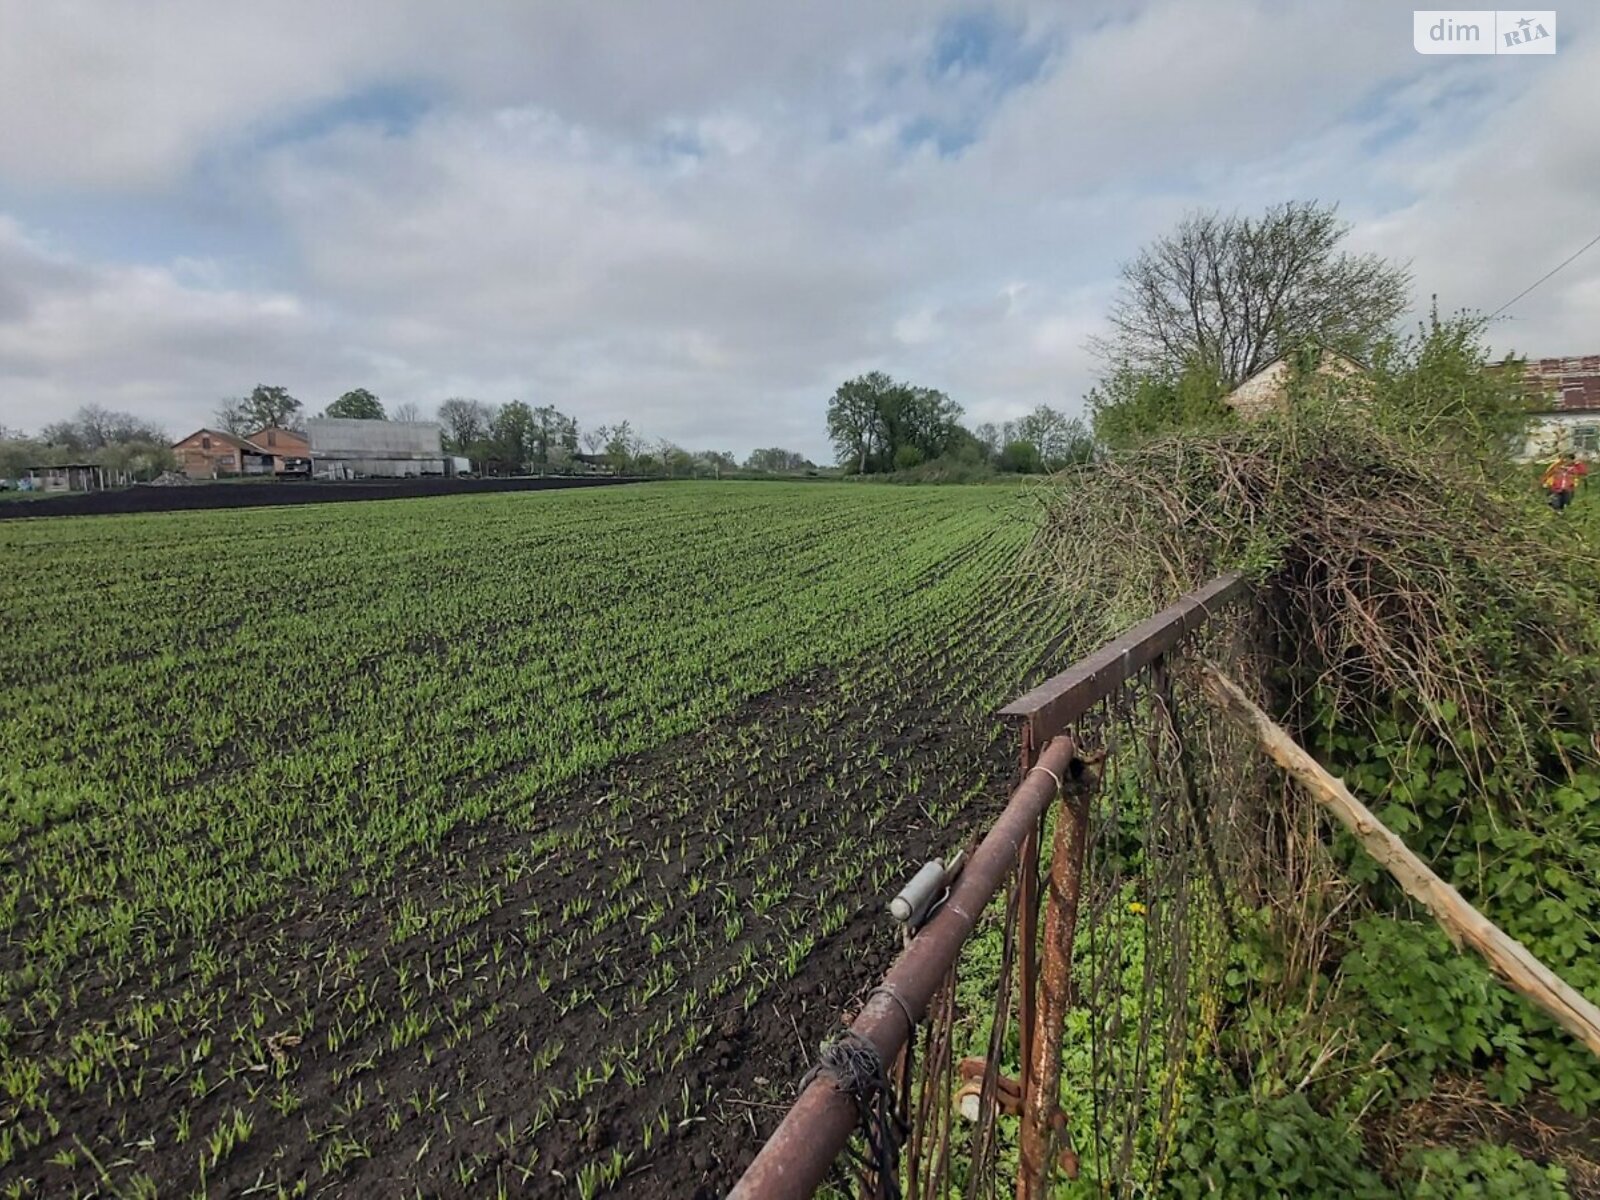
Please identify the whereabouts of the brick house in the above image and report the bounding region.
[1222,348,1368,421]
[170,429,274,479]
[1517,356,1600,461]
[244,425,312,474]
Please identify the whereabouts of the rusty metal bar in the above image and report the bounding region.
[729,735,1079,1200]
[1016,723,1042,1105]
[1017,763,1095,1199]
[998,573,1247,745]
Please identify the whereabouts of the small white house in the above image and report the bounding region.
[1518,357,1600,461]
[1221,348,1369,421]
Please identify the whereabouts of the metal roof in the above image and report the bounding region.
[1523,357,1600,413]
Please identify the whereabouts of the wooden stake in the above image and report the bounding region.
[1201,663,1600,1061]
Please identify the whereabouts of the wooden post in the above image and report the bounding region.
[1201,664,1600,1060]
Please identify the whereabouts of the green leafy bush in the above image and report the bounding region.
[1165,1092,1391,1199]
[1400,1143,1567,1199]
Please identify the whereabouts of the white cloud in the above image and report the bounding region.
[0,218,325,429]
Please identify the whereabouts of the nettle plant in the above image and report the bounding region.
[1321,707,1600,1115]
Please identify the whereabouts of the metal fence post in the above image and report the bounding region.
[1017,760,1095,1200]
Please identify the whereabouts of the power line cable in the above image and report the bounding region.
[1484,229,1600,321]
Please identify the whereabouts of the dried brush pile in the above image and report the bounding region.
[1032,406,1600,781]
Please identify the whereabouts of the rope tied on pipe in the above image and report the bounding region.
[800,1029,909,1199]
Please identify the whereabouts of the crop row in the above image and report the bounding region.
[0,482,1067,1196]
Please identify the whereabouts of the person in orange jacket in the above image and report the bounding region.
[1543,452,1589,511]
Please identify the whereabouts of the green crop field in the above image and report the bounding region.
[0,482,1065,1199]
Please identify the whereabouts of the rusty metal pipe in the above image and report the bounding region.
[1017,766,1094,1199]
[728,735,1078,1200]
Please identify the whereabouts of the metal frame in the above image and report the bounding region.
[1000,573,1247,747]
[730,573,1250,1200]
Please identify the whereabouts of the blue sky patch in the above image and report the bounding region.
[252,82,435,151]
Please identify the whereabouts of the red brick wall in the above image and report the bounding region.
[172,432,242,478]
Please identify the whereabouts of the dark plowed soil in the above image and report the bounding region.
[4,647,1025,1198]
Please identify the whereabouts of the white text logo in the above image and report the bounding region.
[1414,10,1556,54]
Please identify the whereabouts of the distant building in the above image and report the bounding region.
[1516,356,1600,460]
[171,429,275,479]
[306,418,450,478]
[26,463,108,492]
[244,425,312,475]
[1222,348,1368,421]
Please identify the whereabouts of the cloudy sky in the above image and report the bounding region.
[0,2,1594,460]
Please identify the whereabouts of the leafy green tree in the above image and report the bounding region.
[997,440,1044,474]
[1366,304,1528,456]
[1087,360,1235,451]
[1093,201,1409,390]
[490,400,535,471]
[529,405,579,464]
[0,434,45,479]
[826,372,889,472]
[825,372,963,473]
[744,447,813,472]
[240,385,303,430]
[326,388,386,420]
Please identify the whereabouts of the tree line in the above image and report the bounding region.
[824,371,1093,477]
[1,384,820,483]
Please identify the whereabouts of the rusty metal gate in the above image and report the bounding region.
[730,572,1253,1200]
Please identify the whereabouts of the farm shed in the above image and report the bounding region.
[171,429,275,479]
[1221,348,1368,420]
[244,425,312,475]
[1517,356,1600,461]
[306,418,449,479]
[25,463,108,492]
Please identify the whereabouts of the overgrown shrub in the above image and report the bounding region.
[1036,326,1600,1189]
[1401,1143,1568,1200]
[1165,1092,1391,1199]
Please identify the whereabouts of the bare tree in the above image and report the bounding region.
[437,398,495,450]
[390,401,421,422]
[1092,201,1410,388]
[213,401,248,434]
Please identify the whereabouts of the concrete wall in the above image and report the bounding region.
[1224,360,1294,421]
[307,419,443,459]
[1223,353,1368,421]
[318,458,447,479]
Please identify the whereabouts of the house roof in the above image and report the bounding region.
[1519,356,1600,413]
[172,428,270,454]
